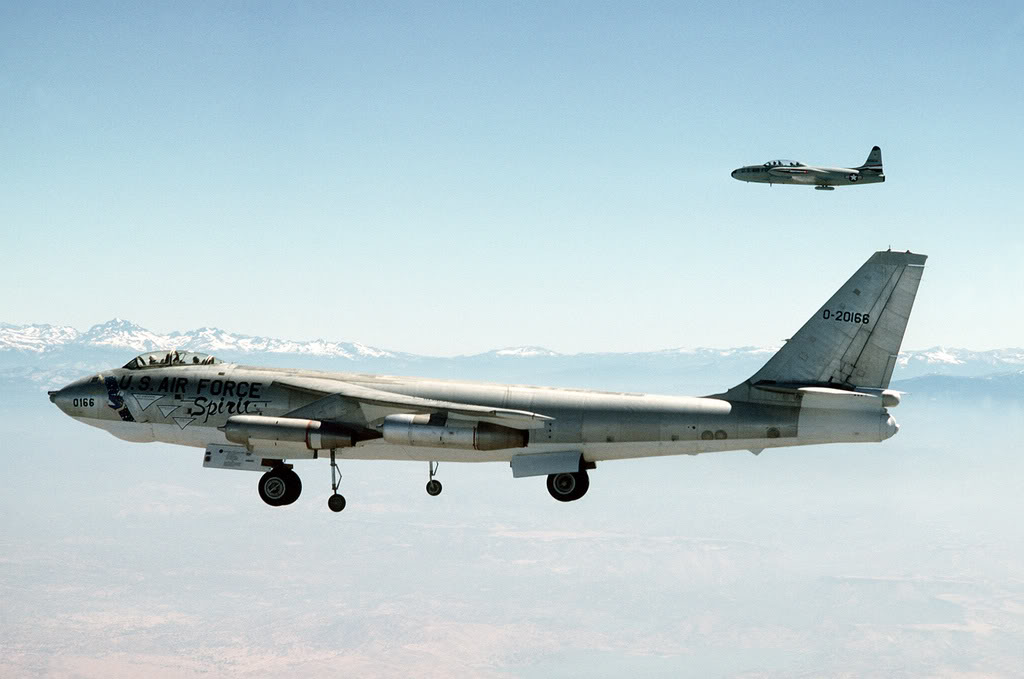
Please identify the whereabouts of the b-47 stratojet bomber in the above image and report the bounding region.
[731,146,885,190]
[51,250,925,513]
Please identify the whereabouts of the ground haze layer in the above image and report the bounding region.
[2,352,1022,678]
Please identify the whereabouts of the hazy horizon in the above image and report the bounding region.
[4,316,1024,357]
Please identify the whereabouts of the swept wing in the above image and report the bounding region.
[273,376,553,429]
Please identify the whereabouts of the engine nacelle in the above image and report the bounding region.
[381,414,528,451]
[222,415,353,452]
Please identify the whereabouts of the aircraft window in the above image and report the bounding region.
[122,351,222,370]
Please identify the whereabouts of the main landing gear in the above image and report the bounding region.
[258,464,302,507]
[258,451,348,512]
[255,455,595,508]
[546,469,590,502]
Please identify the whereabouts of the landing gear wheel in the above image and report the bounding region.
[425,460,442,497]
[279,470,301,505]
[259,468,301,507]
[547,470,590,502]
[327,493,347,512]
[326,449,347,513]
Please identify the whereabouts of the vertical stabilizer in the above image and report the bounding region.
[738,250,926,391]
[858,145,883,171]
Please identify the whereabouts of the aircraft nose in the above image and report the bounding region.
[50,375,103,416]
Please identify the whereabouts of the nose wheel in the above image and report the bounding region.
[425,461,442,496]
[327,449,346,512]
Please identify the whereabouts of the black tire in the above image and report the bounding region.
[258,468,302,507]
[547,470,589,502]
[426,479,443,496]
[327,493,347,512]
[259,470,290,506]
[278,470,302,506]
[572,469,590,499]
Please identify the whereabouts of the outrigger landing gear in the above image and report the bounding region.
[425,460,442,496]
[546,469,590,502]
[258,464,302,507]
[327,449,346,512]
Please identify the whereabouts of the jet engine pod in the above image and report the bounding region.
[223,415,353,451]
[382,413,528,451]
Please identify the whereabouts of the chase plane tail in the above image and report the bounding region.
[858,145,883,171]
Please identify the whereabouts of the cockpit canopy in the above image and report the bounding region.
[122,350,222,370]
[763,159,803,167]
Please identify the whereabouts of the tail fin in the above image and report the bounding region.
[737,250,927,392]
[858,145,883,171]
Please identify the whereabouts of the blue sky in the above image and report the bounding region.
[2,2,1022,354]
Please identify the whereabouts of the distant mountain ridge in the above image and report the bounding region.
[0,318,400,360]
[2,318,1021,374]
[1,319,1022,403]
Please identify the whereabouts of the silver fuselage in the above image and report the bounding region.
[52,363,899,464]
[731,164,885,187]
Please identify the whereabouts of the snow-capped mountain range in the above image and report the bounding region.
[2,318,1022,372]
[0,319,398,359]
[1,319,1022,402]
[0,319,1019,372]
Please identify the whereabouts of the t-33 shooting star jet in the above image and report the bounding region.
[732,146,885,190]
